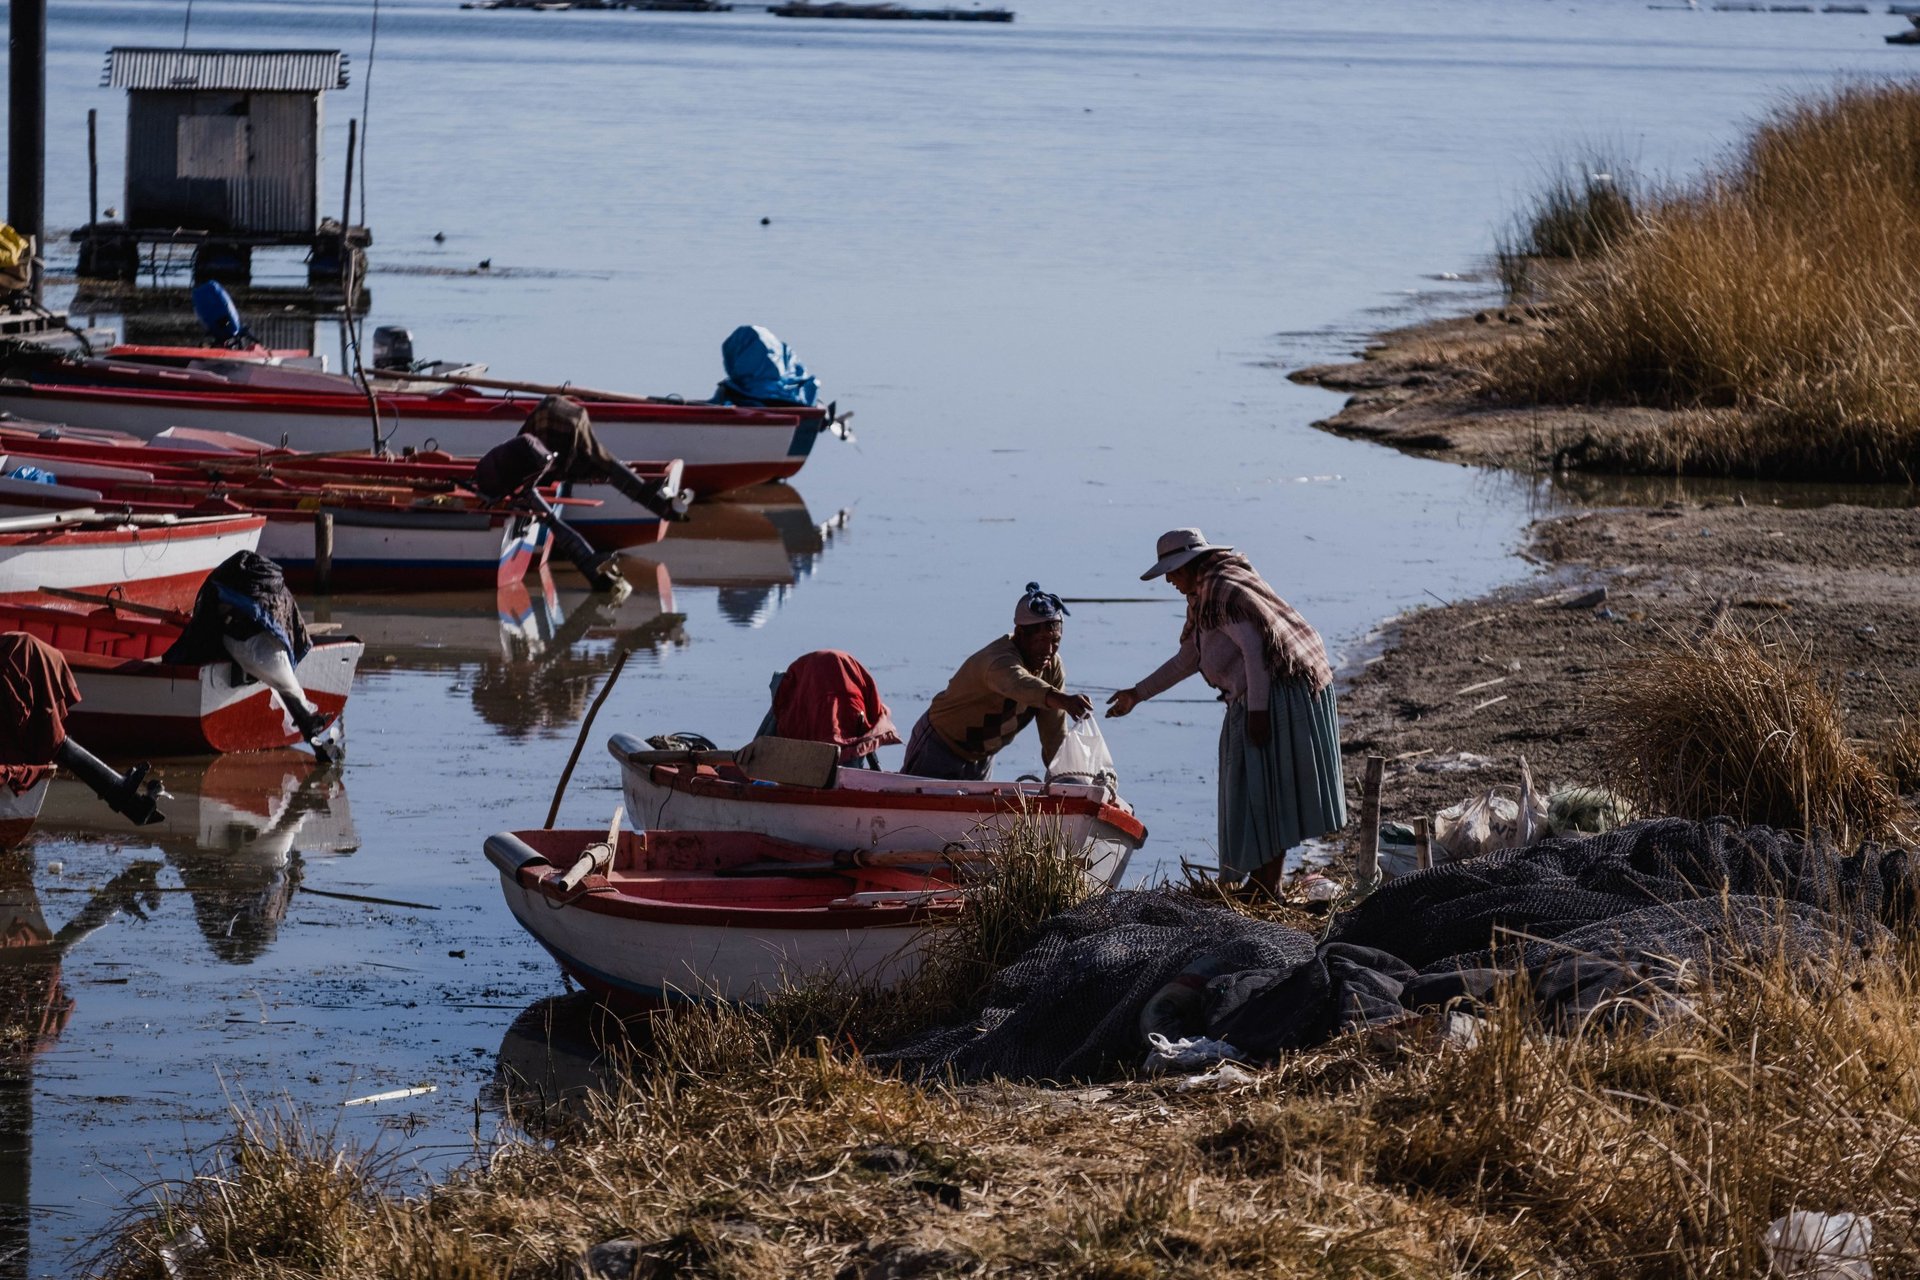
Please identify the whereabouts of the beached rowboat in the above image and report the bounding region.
[0,602,363,754]
[485,826,963,1006]
[0,510,264,611]
[608,732,1146,887]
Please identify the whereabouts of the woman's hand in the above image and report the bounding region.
[1049,690,1095,720]
[1106,688,1142,718]
[1247,707,1271,749]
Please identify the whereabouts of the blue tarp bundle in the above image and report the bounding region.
[713,325,819,408]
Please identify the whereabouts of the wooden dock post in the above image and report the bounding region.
[86,109,98,229]
[313,512,334,594]
[1355,754,1384,887]
[1413,816,1433,871]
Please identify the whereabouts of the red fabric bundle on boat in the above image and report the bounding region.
[771,650,901,764]
[0,633,81,793]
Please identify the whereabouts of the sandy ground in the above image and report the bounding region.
[1335,496,1920,829]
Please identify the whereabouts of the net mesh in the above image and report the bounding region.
[874,818,1917,1082]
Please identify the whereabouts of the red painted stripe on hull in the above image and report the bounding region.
[679,458,805,497]
[66,689,348,755]
[0,816,35,851]
[0,568,225,614]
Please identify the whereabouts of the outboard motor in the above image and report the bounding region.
[371,326,416,372]
[192,280,254,349]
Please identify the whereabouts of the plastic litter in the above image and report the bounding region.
[1142,1032,1242,1073]
[1176,1061,1257,1091]
[1047,713,1118,798]
[1764,1211,1872,1279]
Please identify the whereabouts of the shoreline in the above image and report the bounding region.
[1312,310,1920,833]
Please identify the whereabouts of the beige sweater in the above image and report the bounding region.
[926,635,1067,764]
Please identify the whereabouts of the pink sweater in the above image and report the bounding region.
[1133,620,1271,708]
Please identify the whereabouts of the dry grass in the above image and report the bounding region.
[96,910,1920,1279]
[1598,625,1902,843]
[1490,82,1920,481]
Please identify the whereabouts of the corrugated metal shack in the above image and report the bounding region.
[73,47,370,302]
[115,47,346,234]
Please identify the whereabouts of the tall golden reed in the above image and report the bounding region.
[1494,83,1920,481]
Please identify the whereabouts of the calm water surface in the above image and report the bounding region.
[3,0,1911,1267]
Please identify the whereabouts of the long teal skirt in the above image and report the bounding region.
[1217,679,1347,876]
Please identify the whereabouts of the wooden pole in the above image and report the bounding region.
[1355,754,1384,888]
[86,109,98,228]
[1413,816,1433,871]
[313,511,334,594]
[342,118,357,231]
[545,649,631,830]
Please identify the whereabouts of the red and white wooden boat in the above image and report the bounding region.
[0,602,363,754]
[0,778,50,850]
[485,826,963,1006]
[0,421,683,554]
[0,509,264,611]
[608,733,1147,888]
[0,357,833,497]
[0,427,625,590]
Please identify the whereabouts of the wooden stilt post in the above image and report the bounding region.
[86,109,98,229]
[1355,754,1385,888]
[313,512,334,594]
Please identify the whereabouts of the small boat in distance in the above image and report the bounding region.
[485,825,964,1006]
[770,1,1013,18]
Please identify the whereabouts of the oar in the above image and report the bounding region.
[717,847,990,877]
[36,586,192,626]
[357,365,674,406]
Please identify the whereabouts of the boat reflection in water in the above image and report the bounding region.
[36,752,356,964]
[621,483,849,628]
[314,567,690,737]
[487,992,632,1133]
[0,850,164,1278]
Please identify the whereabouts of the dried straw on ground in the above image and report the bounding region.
[1598,625,1900,844]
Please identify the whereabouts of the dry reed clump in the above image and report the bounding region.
[1598,625,1901,843]
[1879,706,1920,796]
[1495,158,1640,295]
[1490,82,1920,480]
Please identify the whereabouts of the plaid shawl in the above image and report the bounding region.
[1181,551,1332,691]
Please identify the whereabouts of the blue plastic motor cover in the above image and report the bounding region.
[191,280,251,345]
[712,324,819,407]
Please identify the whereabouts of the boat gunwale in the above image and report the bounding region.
[625,755,1150,843]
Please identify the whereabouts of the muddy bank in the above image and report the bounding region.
[1290,309,1708,476]
[1338,499,1920,825]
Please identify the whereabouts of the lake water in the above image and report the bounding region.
[6,0,1913,1268]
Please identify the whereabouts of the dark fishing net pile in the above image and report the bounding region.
[874,818,1919,1082]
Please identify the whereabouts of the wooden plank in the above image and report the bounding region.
[1355,754,1385,888]
[1413,816,1433,871]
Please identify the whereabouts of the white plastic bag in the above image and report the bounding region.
[1048,714,1118,797]
[1765,1212,1873,1280]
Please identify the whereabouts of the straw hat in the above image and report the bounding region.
[1140,528,1230,581]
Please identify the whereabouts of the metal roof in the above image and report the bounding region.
[103,48,350,93]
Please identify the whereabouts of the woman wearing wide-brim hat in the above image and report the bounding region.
[1106,528,1346,892]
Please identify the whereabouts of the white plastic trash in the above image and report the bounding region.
[1764,1211,1872,1280]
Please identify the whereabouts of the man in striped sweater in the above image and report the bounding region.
[901,583,1096,781]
